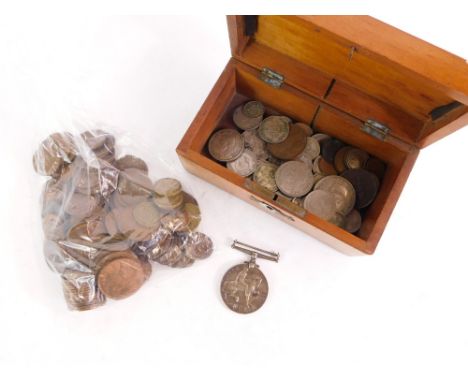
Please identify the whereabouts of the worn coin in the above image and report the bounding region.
[184,232,213,260]
[341,169,380,209]
[227,149,258,177]
[242,100,265,119]
[258,116,290,143]
[221,263,269,314]
[343,209,362,233]
[314,175,356,215]
[345,148,369,169]
[132,201,161,228]
[233,105,263,130]
[297,136,320,162]
[242,130,268,161]
[334,146,353,174]
[208,128,244,162]
[317,156,337,175]
[64,192,100,218]
[253,161,278,192]
[275,161,314,197]
[267,123,307,160]
[303,189,338,223]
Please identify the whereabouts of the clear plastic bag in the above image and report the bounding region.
[33,128,213,311]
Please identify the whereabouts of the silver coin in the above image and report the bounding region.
[242,130,268,161]
[227,149,258,177]
[233,105,263,131]
[243,101,265,119]
[297,136,320,162]
[314,175,356,215]
[208,128,245,162]
[275,161,315,198]
[258,116,290,143]
[303,190,338,223]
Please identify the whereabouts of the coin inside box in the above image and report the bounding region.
[177,16,468,254]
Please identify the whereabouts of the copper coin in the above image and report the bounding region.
[227,149,258,177]
[343,209,362,233]
[314,175,356,215]
[294,122,314,137]
[184,232,213,260]
[258,116,290,143]
[97,255,146,300]
[221,263,269,314]
[365,157,386,180]
[317,157,337,176]
[116,155,149,175]
[303,190,338,223]
[267,123,307,160]
[341,169,380,209]
[242,130,268,161]
[334,146,353,174]
[243,100,265,118]
[275,161,314,197]
[208,128,244,162]
[253,161,278,192]
[345,148,369,169]
[322,138,345,163]
[233,105,263,130]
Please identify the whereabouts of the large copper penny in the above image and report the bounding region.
[258,116,290,143]
[221,263,269,314]
[267,123,307,160]
[314,175,356,215]
[227,149,258,177]
[341,169,380,209]
[275,161,314,197]
[97,255,146,299]
[208,128,244,162]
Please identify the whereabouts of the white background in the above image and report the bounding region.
[1,7,468,382]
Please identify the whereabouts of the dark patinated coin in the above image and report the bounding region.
[341,169,380,209]
[334,146,353,174]
[267,123,307,160]
[322,138,345,164]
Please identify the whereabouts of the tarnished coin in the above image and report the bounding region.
[314,156,337,176]
[345,148,369,169]
[243,100,265,118]
[258,116,290,143]
[343,209,362,233]
[303,190,338,223]
[267,123,307,160]
[365,157,386,180]
[115,155,149,175]
[314,175,356,215]
[341,169,380,209]
[208,128,244,162]
[185,232,213,260]
[334,146,353,174]
[294,122,314,137]
[275,161,314,197]
[233,105,263,130]
[97,255,146,300]
[253,161,278,192]
[132,201,161,228]
[322,138,345,163]
[242,130,268,161]
[221,263,268,314]
[227,149,258,177]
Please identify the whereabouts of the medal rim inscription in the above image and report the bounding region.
[220,263,269,314]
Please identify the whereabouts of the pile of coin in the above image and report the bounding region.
[34,130,213,311]
[207,100,386,234]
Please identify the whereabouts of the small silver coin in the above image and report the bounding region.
[227,149,259,177]
[243,101,265,119]
[233,105,263,131]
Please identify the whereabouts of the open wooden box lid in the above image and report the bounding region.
[227,16,468,149]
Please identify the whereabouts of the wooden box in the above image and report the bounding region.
[176,16,468,255]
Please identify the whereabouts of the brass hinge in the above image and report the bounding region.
[260,67,284,88]
[361,119,390,141]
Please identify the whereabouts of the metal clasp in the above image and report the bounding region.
[260,67,284,88]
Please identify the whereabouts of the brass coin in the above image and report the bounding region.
[267,123,307,160]
[258,116,290,143]
[97,255,146,300]
[345,148,369,169]
[343,209,362,233]
[208,128,244,162]
[242,100,265,118]
[184,232,213,260]
[221,263,269,314]
[132,201,161,229]
[341,169,380,209]
[334,146,353,174]
[253,161,278,193]
[227,149,258,177]
[275,161,314,197]
[242,130,268,161]
[233,105,263,130]
[314,175,356,215]
[303,189,338,223]
[115,155,149,175]
[294,122,314,137]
